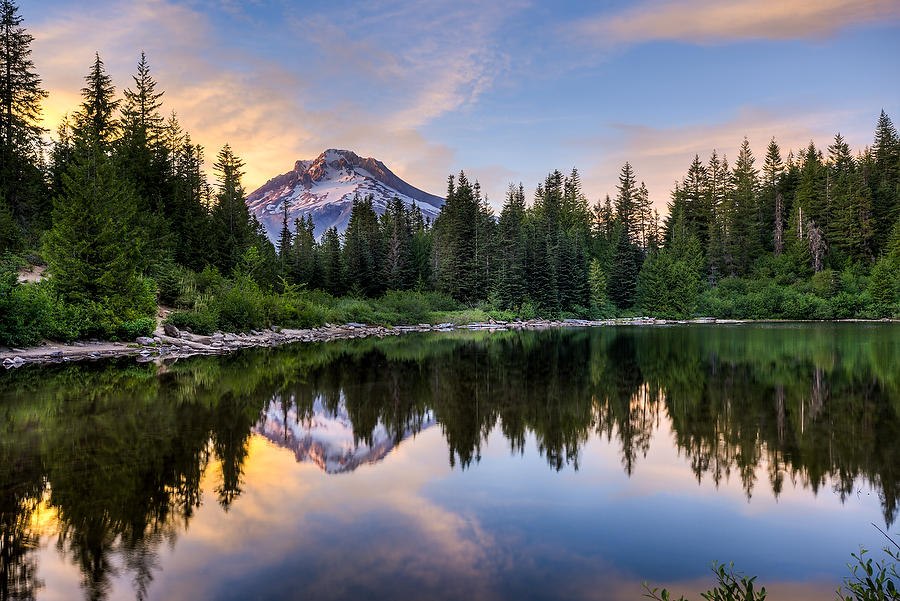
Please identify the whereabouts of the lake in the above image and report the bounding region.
[1,324,899,601]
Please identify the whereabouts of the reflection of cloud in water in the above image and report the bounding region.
[30,423,867,601]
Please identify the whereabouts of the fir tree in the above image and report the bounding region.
[433,172,481,301]
[0,0,46,234]
[342,194,380,296]
[210,144,253,274]
[277,197,292,273]
[615,162,638,242]
[762,138,783,252]
[382,196,414,290]
[43,150,146,306]
[609,227,639,310]
[319,226,344,295]
[871,110,900,250]
[681,155,710,246]
[290,214,317,286]
[494,183,526,309]
[724,138,760,275]
[409,204,433,289]
[118,52,172,264]
[73,53,119,150]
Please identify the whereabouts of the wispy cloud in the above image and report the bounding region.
[31,0,521,193]
[570,0,900,46]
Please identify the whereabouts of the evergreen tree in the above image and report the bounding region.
[409,204,433,289]
[118,52,172,264]
[681,155,710,246]
[494,183,526,309]
[210,144,252,274]
[319,226,344,295]
[762,138,783,253]
[433,173,481,302]
[609,227,640,310]
[615,162,638,242]
[277,197,292,273]
[382,196,414,290]
[886,216,900,265]
[73,53,119,150]
[44,52,152,325]
[43,150,147,309]
[871,110,900,251]
[171,134,212,270]
[827,134,872,264]
[588,257,609,309]
[342,194,381,296]
[634,181,653,250]
[0,0,47,237]
[724,138,760,275]
[118,52,166,206]
[290,214,317,287]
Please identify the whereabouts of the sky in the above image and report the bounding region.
[26,0,900,212]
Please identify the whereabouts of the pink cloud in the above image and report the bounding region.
[571,0,900,46]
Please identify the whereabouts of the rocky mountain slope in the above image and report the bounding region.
[246,149,444,240]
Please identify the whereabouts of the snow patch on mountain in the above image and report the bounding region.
[246,149,444,240]
[254,397,436,474]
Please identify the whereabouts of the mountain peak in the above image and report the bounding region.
[247,149,444,240]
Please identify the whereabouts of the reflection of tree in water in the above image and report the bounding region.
[0,442,44,601]
[0,324,899,599]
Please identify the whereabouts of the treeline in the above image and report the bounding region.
[2,0,900,346]
[320,121,900,320]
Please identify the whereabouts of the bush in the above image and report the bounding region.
[376,290,433,324]
[211,277,265,332]
[0,271,52,347]
[830,292,868,320]
[151,260,190,306]
[195,265,226,294]
[333,297,379,324]
[167,310,218,335]
[118,317,156,340]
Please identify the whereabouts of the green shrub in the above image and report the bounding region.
[44,298,91,342]
[518,300,538,320]
[376,290,433,324]
[118,317,156,340]
[151,260,191,306]
[0,273,52,347]
[195,265,225,294]
[211,277,265,332]
[333,297,379,324]
[167,310,219,335]
[830,292,868,319]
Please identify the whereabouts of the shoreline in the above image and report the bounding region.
[2,317,898,369]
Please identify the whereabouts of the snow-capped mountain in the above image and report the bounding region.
[254,398,436,474]
[246,149,444,240]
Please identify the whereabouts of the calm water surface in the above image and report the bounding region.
[1,324,899,601]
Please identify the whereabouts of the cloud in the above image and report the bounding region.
[31,0,521,194]
[573,106,874,212]
[570,0,900,46]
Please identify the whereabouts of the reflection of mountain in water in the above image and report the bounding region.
[255,399,436,473]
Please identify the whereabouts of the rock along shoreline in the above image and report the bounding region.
[2,317,898,369]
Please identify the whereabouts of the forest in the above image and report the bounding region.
[1,0,899,346]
